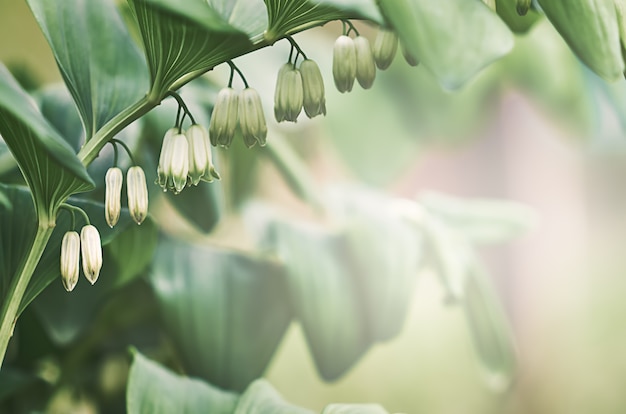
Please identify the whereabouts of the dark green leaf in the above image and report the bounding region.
[307,0,382,23]
[127,350,239,414]
[0,368,39,402]
[35,85,84,152]
[128,0,254,95]
[233,379,314,414]
[27,0,149,137]
[264,0,372,41]
[0,65,94,222]
[149,236,292,391]
[538,0,623,81]
[106,218,158,287]
[377,0,514,89]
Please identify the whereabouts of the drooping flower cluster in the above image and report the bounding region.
[274,58,326,122]
[105,165,149,227]
[332,25,418,93]
[208,86,268,149]
[60,225,102,292]
[157,124,220,194]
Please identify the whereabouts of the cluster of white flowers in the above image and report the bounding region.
[60,225,102,292]
[157,124,220,194]
[274,58,326,122]
[332,27,418,94]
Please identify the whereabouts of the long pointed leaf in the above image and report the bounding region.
[0,65,93,222]
[27,0,149,138]
[149,237,292,391]
[377,0,514,89]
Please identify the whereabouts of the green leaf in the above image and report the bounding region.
[307,0,382,23]
[255,216,371,381]
[377,0,514,89]
[419,192,536,245]
[127,350,239,414]
[106,218,158,287]
[264,0,371,41]
[330,188,422,342]
[538,0,623,81]
[495,0,541,33]
[34,85,84,152]
[27,0,149,138]
[0,65,94,222]
[322,404,389,414]
[128,0,255,95]
[233,379,314,414]
[462,266,516,391]
[149,237,292,391]
[0,368,39,402]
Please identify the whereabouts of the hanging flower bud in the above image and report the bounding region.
[186,124,220,185]
[169,133,189,194]
[104,167,123,228]
[80,225,102,285]
[209,87,239,148]
[516,0,531,15]
[157,128,177,188]
[238,87,267,148]
[401,42,419,67]
[354,36,376,89]
[333,35,357,93]
[127,166,149,225]
[373,28,398,70]
[300,59,326,118]
[274,63,304,123]
[60,231,80,292]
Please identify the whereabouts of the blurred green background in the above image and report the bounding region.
[4,1,626,413]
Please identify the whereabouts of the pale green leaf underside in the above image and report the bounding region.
[27,0,149,138]
[538,0,623,81]
[0,65,93,221]
[377,0,514,89]
[322,404,389,414]
[127,350,239,414]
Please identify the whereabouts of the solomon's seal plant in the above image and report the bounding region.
[4,0,620,411]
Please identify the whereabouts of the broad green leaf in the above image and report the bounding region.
[233,379,314,414]
[322,404,389,414]
[106,218,158,287]
[27,0,149,138]
[329,188,422,342]
[149,237,292,391]
[35,85,84,152]
[462,266,517,390]
[255,216,371,381]
[127,350,238,414]
[419,192,536,245]
[538,0,623,81]
[307,0,382,23]
[128,0,253,95]
[495,0,541,33]
[264,0,374,41]
[0,65,94,222]
[377,0,514,89]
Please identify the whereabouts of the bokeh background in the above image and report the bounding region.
[4,1,626,413]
